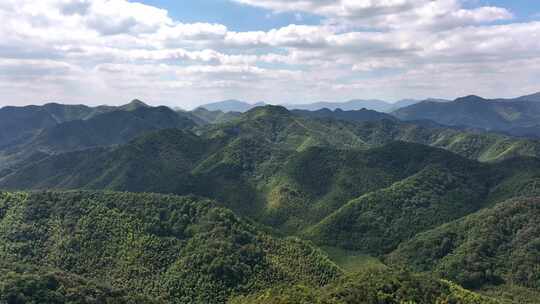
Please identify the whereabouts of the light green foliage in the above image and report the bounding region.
[230,269,501,304]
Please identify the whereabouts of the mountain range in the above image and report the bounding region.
[1,95,540,303]
[393,93,540,138]
[197,98,433,113]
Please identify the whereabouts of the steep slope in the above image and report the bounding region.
[393,95,540,137]
[304,153,490,255]
[387,197,540,295]
[0,191,341,304]
[260,142,489,233]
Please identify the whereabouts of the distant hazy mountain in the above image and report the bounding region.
[387,99,423,112]
[286,99,393,112]
[285,99,428,113]
[292,108,397,123]
[198,99,266,112]
[188,108,241,125]
[393,93,540,137]
[516,92,540,102]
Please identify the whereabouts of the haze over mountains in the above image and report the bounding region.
[1,93,540,303]
[197,98,428,113]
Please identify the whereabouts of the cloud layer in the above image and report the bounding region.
[0,0,538,107]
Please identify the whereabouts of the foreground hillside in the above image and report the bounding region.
[387,197,540,301]
[0,190,502,304]
[0,191,340,303]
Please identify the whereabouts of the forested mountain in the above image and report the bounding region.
[0,105,198,175]
[0,99,151,149]
[0,102,113,149]
[1,103,540,303]
[393,94,540,138]
[4,105,540,189]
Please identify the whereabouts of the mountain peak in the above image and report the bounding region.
[245,105,290,118]
[454,95,486,103]
[120,99,151,111]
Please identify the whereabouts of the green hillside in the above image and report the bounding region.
[0,191,340,304]
[2,106,540,232]
[387,197,540,294]
[231,269,500,304]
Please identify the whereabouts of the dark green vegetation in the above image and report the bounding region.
[393,94,540,138]
[0,262,158,304]
[0,100,198,174]
[0,191,340,303]
[388,197,540,293]
[1,101,540,303]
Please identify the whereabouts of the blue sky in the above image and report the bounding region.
[139,0,322,31]
[0,0,539,108]
[142,0,540,30]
